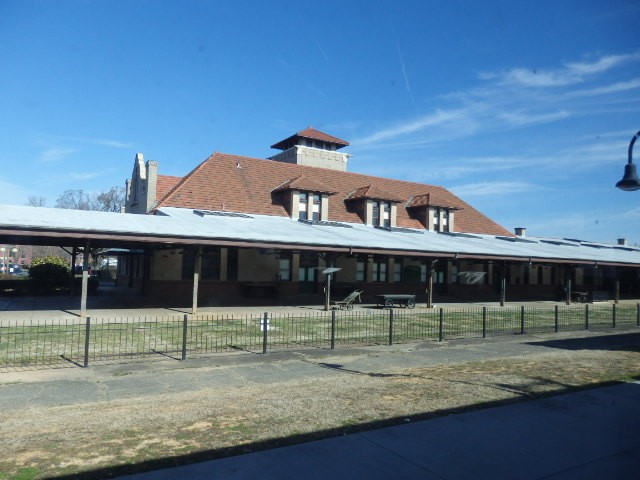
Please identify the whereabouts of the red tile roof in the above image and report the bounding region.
[271,127,350,150]
[156,175,182,202]
[155,152,511,236]
[344,185,405,203]
[271,175,337,195]
[406,193,461,210]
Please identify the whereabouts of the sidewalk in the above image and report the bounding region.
[120,381,640,480]
[1,293,636,321]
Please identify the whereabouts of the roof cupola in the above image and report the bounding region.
[269,127,351,171]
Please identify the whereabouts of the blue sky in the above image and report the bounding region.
[1,0,639,243]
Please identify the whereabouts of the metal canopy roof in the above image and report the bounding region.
[0,204,638,266]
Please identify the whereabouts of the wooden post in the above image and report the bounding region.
[80,241,90,318]
[427,260,435,308]
[70,246,77,296]
[615,279,620,305]
[565,267,572,306]
[192,247,202,315]
[500,263,506,307]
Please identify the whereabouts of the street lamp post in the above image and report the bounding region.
[616,129,640,191]
[322,267,342,311]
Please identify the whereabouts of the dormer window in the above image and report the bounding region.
[406,193,461,232]
[345,185,403,227]
[298,192,308,220]
[372,201,391,227]
[296,191,323,220]
[433,207,451,232]
[271,175,336,222]
[311,193,321,221]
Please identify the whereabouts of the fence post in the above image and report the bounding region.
[181,314,188,361]
[438,308,444,342]
[482,306,487,339]
[520,306,525,335]
[388,308,394,346]
[262,312,269,354]
[83,317,91,368]
[554,305,559,333]
[331,310,336,350]
[637,303,640,327]
[612,304,617,329]
[585,304,589,330]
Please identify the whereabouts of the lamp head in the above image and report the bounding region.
[616,163,640,191]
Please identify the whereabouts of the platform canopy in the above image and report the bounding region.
[0,204,639,267]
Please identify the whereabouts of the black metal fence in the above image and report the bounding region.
[1,303,639,370]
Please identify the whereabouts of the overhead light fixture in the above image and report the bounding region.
[616,129,640,191]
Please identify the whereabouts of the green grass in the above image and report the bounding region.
[1,305,637,369]
[0,467,40,480]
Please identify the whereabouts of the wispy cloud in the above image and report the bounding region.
[498,110,570,127]
[314,40,329,62]
[69,172,103,181]
[37,134,132,149]
[479,52,640,88]
[394,35,416,111]
[353,109,467,146]
[40,147,76,162]
[36,134,133,163]
[450,181,539,197]
[353,51,639,151]
[568,78,640,97]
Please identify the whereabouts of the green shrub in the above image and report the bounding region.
[29,256,70,285]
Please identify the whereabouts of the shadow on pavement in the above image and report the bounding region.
[526,332,640,353]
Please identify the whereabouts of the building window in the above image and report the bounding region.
[372,258,387,282]
[201,248,221,280]
[279,256,291,281]
[298,192,308,220]
[356,258,366,282]
[442,209,450,233]
[393,261,402,282]
[227,247,238,281]
[182,247,220,280]
[450,264,459,283]
[298,191,323,221]
[372,201,390,227]
[432,208,452,233]
[298,252,317,283]
[311,193,321,221]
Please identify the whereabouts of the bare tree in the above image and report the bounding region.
[55,186,125,212]
[26,196,47,207]
[96,186,126,212]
